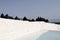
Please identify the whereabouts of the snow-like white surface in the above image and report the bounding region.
[0,18,60,40]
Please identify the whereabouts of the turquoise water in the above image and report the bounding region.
[37,30,60,40]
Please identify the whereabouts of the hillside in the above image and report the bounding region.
[0,18,60,40]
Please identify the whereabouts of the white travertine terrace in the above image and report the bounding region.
[0,18,60,40]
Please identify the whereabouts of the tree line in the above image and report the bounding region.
[0,13,49,22]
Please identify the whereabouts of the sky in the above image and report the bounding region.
[0,0,60,20]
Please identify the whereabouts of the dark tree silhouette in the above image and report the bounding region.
[0,13,49,22]
[0,13,13,19]
[0,13,4,18]
[14,16,20,20]
[28,19,35,22]
[36,17,40,21]
[36,16,49,22]
[45,19,49,22]
[23,16,28,21]
[9,16,13,19]
[31,19,35,21]
[4,14,13,19]
[40,17,45,21]
[4,14,9,19]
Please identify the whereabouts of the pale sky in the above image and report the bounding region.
[0,0,60,20]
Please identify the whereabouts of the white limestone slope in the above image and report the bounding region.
[0,18,60,40]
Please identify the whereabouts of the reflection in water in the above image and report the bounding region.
[37,30,60,40]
